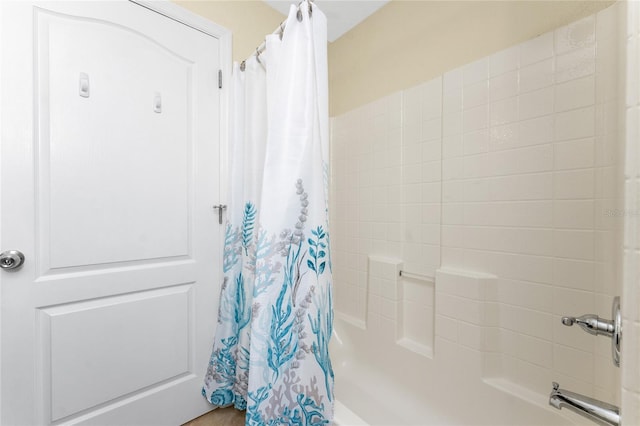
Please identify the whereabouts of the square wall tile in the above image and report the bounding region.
[458,321,483,350]
[519,59,554,93]
[491,144,553,176]
[519,87,554,120]
[444,67,463,93]
[553,229,595,261]
[513,307,553,340]
[554,15,595,55]
[490,70,519,101]
[516,359,554,396]
[555,106,595,141]
[489,45,519,77]
[463,104,489,132]
[463,58,489,85]
[490,97,518,126]
[421,77,443,121]
[552,286,595,316]
[553,200,595,229]
[520,32,555,67]
[403,85,422,125]
[555,75,595,112]
[554,169,595,199]
[464,80,489,109]
[443,111,463,137]
[517,334,553,368]
[554,138,595,170]
[556,46,596,83]
[554,344,595,383]
[517,115,554,148]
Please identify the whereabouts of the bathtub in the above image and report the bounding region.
[330,316,586,426]
[333,401,368,426]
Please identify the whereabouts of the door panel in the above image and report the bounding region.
[39,9,192,269]
[44,285,192,421]
[0,1,223,424]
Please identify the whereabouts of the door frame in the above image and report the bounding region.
[130,0,232,205]
[0,0,231,422]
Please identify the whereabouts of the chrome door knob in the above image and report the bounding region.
[0,250,25,270]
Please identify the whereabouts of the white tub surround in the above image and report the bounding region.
[330,3,624,425]
[621,1,640,424]
[332,268,612,425]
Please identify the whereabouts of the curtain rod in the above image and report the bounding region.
[240,0,314,72]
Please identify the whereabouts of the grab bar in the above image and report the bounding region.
[398,270,434,282]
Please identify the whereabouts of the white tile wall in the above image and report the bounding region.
[330,2,625,407]
[363,256,402,343]
[331,77,442,326]
[439,5,623,400]
[623,1,640,424]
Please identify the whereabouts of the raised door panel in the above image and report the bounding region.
[40,285,193,422]
[37,10,193,272]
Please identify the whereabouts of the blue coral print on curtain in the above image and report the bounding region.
[204,178,334,425]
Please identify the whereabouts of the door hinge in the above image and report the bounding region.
[218,70,222,89]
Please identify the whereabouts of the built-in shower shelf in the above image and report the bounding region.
[396,337,434,358]
[396,271,435,358]
[336,311,366,330]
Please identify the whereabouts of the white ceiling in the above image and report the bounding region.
[263,0,390,42]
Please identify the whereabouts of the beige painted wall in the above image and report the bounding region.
[173,1,284,61]
[329,0,615,116]
[173,1,614,116]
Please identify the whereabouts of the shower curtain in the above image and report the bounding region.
[202,2,333,424]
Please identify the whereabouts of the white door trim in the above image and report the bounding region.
[0,2,3,422]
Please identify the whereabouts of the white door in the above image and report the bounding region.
[0,1,224,424]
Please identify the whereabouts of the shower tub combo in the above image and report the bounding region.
[329,268,595,426]
[327,1,625,423]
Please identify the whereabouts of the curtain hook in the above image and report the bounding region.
[240,60,246,72]
[296,6,303,22]
[308,1,312,18]
[255,47,262,64]
[279,22,284,40]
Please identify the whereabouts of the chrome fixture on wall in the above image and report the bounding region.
[549,382,620,426]
[561,296,621,367]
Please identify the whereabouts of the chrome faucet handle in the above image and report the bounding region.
[560,297,622,367]
[561,314,613,336]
